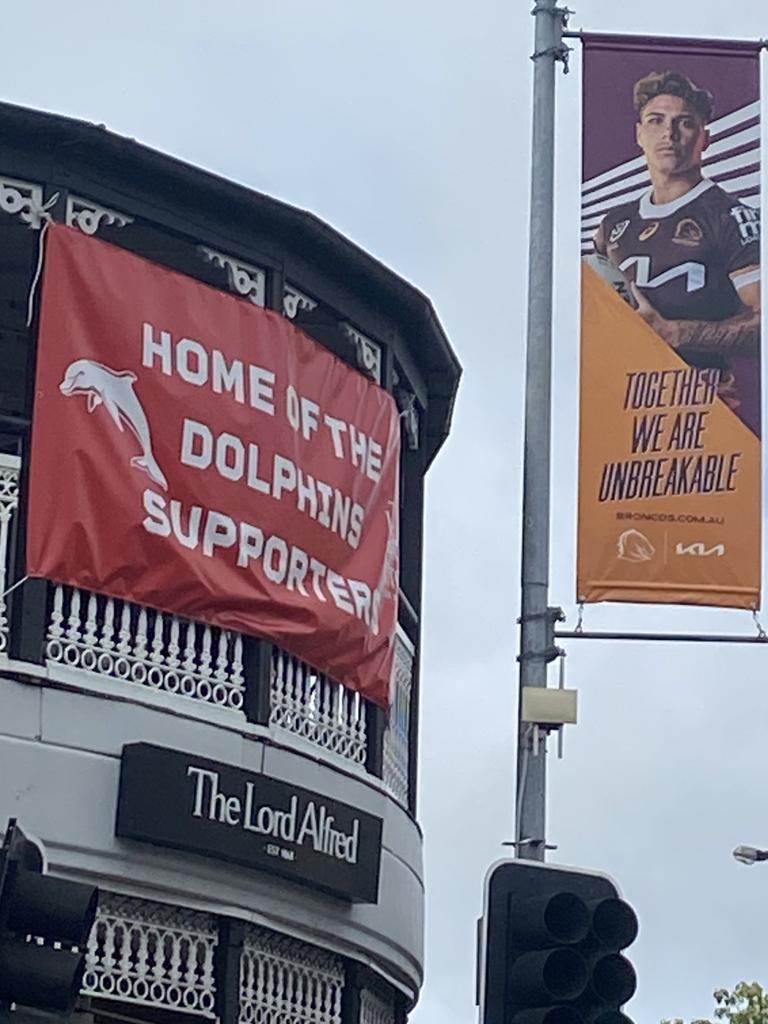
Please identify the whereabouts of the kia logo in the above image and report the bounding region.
[675,542,726,557]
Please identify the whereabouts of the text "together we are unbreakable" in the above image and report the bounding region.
[598,366,743,503]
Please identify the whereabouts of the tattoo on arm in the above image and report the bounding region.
[668,307,760,356]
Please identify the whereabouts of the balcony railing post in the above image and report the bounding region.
[340,961,363,1024]
[213,917,244,1024]
[241,637,273,726]
[365,700,385,778]
[9,577,48,664]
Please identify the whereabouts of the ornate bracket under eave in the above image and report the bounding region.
[283,283,318,320]
[341,323,382,385]
[199,247,266,306]
[66,195,134,236]
[0,177,50,229]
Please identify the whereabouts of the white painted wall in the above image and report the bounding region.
[0,667,424,999]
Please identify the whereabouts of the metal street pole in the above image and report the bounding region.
[515,0,567,861]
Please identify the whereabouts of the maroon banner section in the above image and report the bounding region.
[27,225,400,707]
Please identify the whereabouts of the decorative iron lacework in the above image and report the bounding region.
[82,893,217,1016]
[0,176,48,229]
[283,283,318,320]
[0,454,20,656]
[46,584,245,711]
[340,324,382,386]
[65,195,134,235]
[269,647,367,765]
[199,246,266,306]
[360,988,396,1024]
[382,630,414,806]
[240,924,343,1024]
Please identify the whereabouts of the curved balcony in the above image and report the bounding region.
[0,447,423,1002]
[0,101,461,1020]
[0,452,414,806]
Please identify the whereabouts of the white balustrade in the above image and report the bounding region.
[0,454,21,656]
[360,988,396,1024]
[270,647,367,765]
[42,583,411,791]
[83,893,217,1015]
[46,585,245,711]
[382,629,414,807]
[239,925,343,1024]
[6,443,413,791]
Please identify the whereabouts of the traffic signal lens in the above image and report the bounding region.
[544,893,590,944]
[510,893,590,948]
[590,899,638,950]
[511,948,588,1003]
[591,953,637,1004]
[542,949,587,1000]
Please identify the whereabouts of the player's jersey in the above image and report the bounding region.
[595,179,759,322]
[594,179,761,435]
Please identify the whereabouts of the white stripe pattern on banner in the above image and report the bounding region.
[706,99,760,136]
[703,123,760,162]
[713,169,761,194]
[581,155,646,197]
[702,147,761,179]
[581,100,759,195]
[581,169,651,208]
[582,143,760,211]
[580,171,762,237]
[582,185,649,220]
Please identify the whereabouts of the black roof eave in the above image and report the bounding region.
[0,101,461,460]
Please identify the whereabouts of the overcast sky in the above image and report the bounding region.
[5,2,768,1021]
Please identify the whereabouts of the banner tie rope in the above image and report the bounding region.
[26,199,57,328]
[0,575,29,602]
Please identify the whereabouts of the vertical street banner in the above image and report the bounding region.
[27,226,400,707]
[578,35,762,608]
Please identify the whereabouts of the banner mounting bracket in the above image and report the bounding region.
[555,629,768,646]
[516,606,565,626]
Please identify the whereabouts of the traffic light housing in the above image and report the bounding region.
[0,819,98,1015]
[480,860,638,1024]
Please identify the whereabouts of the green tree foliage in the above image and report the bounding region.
[662,982,768,1024]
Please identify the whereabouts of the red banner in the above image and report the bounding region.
[27,225,400,707]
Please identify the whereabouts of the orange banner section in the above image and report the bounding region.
[577,265,761,609]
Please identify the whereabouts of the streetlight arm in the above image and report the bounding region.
[733,845,768,865]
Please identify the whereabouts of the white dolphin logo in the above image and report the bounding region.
[60,359,168,491]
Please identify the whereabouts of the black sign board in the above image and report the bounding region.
[115,743,383,903]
